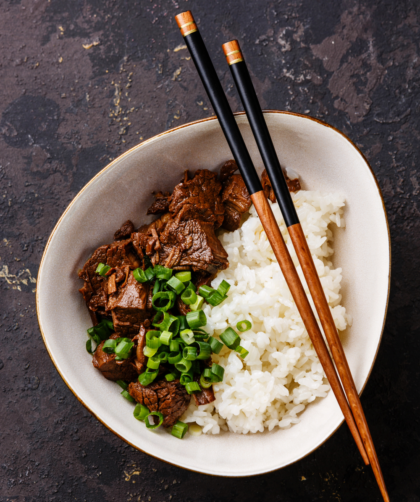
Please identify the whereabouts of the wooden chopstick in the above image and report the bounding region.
[222,39,389,502]
[174,10,369,466]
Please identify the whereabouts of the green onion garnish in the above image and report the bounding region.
[166,276,185,295]
[184,281,196,293]
[153,279,161,295]
[152,291,177,312]
[133,268,148,283]
[175,271,191,283]
[145,267,155,282]
[190,295,204,311]
[138,368,158,386]
[180,288,197,305]
[170,339,180,352]
[199,373,213,389]
[190,360,200,374]
[147,355,160,370]
[175,358,192,373]
[171,420,188,439]
[121,390,135,403]
[116,380,128,390]
[145,335,161,349]
[217,280,231,296]
[143,345,158,358]
[168,352,183,364]
[89,319,113,340]
[177,315,189,331]
[199,285,214,298]
[203,368,213,380]
[102,339,117,353]
[195,341,211,360]
[208,336,223,354]
[186,310,207,329]
[235,345,249,359]
[180,329,195,345]
[165,372,176,382]
[180,371,193,385]
[157,351,168,363]
[211,363,225,382]
[185,381,201,394]
[153,265,172,280]
[206,290,227,307]
[220,327,240,350]
[86,339,94,354]
[153,312,179,334]
[159,330,173,345]
[96,262,111,277]
[115,340,134,359]
[133,403,149,421]
[236,320,252,332]
[183,346,198,361]
[145,411,164,429]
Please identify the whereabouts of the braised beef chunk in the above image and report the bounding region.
[78,244,109,311]
[147,191,172,215]
[92,340,138,381]
[169,170,225,228]
[219,159,238,183]
[128,379,191,428]
[114,220,135,241]
[107,274,150,336]
[193,386,216,406]
[158,217,228,273]
[194,271,216,290]
[261,168,301,203]
[220,173,251,231]
[222,205,242,231]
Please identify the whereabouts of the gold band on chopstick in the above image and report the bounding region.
[222,40,244,65]
[175,11,198,37]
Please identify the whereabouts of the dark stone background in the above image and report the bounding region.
[1,0,419,500]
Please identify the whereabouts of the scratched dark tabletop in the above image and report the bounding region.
[1,0,419,500]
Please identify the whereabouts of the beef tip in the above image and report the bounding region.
[107,273,150,336]
[106,239,141,270]
[169,170,225,228]
[128,379,191,428]
[78,244,109,311]
[92,339,138,382]
[132,325,147,373]
[114,220,135,241]
[147,191,172,215]
[131,214,172,265]
[193,386,216,406]
[222,205,242,232]
[219,159,238,183]
[194,271,216,291]
[158,217,228,273]
[222,174,252,214]
[261,169,301,203]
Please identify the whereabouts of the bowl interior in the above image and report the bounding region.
[37,112,390,476]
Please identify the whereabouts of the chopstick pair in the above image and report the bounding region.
[175,11,389,502]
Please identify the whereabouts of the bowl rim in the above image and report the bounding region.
[36,110,391,476]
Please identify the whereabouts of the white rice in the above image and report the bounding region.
[181,185,351,435]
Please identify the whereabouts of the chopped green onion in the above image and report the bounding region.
[199,285,214,298]
[96,262,111,277]
[102,339,117,353]
[152,291,176,312]
[217,280,231,296]
[138,368,158,386]
[236,320,252,332]
[147,356,160,370]
[190,360,200,374]
[183,346,198,361]
[180,288,197,305]
[86,339,94,354]
[143,345,158,358]
[177,315,189,331]
[168,351,183,364]
[206,290,227,306]
[200,374,213,389]
[145,336,161,349]
[104,319,114,330]
[121,390,135,403]
[211,363,225,382]
[171,420,188,439]
[133,268,148,283]
[185,381,201,394]
[153,312,179,334]
[166,276,185,295]
[91,319,113,340]
[180,371,193,385]
[133,403,149,421]
[195,341,211,360]
[145,411,164,429]
[157,351,168,363]
[170,339,180,352]
[145,267,155,282]
[203,368,213,380]
[153,279,161,295]
[165,372,176,382]
[153,265,172,280]
[208,336,223,354]
[180,329,195,345]
[186,310,207,329]
[235,345,249,359]
[175,358,192,373]
[175,271,191,283]
[185,281,196,292]
[116,380,128,390]
[115,340,134,359]
[159,330,173,345]
[220,327,240,350]
[190,295,204,311]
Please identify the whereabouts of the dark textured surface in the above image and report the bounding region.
[1,0,419,500]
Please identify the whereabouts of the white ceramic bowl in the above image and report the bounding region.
[37,111,390,476]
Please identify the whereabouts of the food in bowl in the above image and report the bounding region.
[78,160,350,438]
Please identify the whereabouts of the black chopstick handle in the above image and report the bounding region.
[175,12,262,195]
[224,42,299,227]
